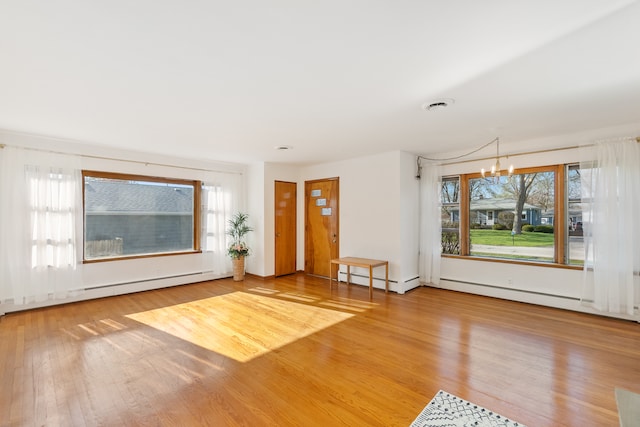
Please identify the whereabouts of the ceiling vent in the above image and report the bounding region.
[422,98,455,111]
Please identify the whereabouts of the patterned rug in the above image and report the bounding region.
[410,390,526,427]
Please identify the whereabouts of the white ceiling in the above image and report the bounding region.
[2,1,640,165]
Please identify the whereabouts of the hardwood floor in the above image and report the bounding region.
[1,273,639,426]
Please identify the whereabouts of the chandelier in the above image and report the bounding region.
[481,137,513,178]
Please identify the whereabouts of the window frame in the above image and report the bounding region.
[82,170,202,263]
[440,176,461,255]
[566,163,586,266]
[444,164,578,269]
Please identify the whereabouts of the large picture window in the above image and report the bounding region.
[83,171,200,261]
[441,164,581,268]
[468,167,556,262]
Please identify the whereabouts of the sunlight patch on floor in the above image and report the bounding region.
[246,286,379,312]
[319,296,378,312]
[125,291,354,362]
[61,318,129,340]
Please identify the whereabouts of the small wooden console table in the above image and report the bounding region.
[329,257,389,299]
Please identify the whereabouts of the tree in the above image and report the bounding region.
[440,179,459,204]
[527,172,554,211]
[440,178,459,224]
[510,173,538,234]
[471,178,498,200]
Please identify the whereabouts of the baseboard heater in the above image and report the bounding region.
[439,278,579,301]
[439,278,639,318]
[84,271,218,292]
[0,271,228,315]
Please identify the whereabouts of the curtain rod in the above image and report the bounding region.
[423,136,640,167]
[0,143,243,175]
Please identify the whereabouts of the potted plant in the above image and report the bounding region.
[227,212,253,281]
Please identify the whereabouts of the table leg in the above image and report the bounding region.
[329,261,333,289]
[369,265,373,299]
[346,265,351,284]
[385,262,389,293]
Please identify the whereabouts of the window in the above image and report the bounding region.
[440,176,460,255]
[566,164,584,266]
[442,164,580,267]
[83,171,200,261]
[468,167,556,262]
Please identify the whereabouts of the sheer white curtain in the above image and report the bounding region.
[201,171,243,276]
[580,138,640,316]
[0,147,83,305]
[418,161,441,285]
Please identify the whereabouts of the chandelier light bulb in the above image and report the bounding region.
[481,137,513,180]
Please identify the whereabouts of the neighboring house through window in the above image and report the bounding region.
[440,164,583,267]
[83,171,200,261]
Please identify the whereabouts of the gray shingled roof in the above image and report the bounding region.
[85,180,193,214]
[469,198,541,211]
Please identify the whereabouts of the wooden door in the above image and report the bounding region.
[305,178,339,277]
[275,181,297,277]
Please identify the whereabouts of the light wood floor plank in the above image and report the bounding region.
[1,273,639,426]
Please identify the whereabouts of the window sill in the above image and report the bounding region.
[83,250,202,264]
[441,254,583,270]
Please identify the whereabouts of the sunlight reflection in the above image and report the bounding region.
[163,358,205,382]
[60,328,82,340]
[248,287,279,294]
[175,349,225,372]
[101,335,134,355]
[78,324,100,336]
[319,301,367,312]
[319,297,377,312]
[329,296,377,309]
[278,292,319,303]
[63,318,130,341]
[98,318,127,331]
[126,292,354,362]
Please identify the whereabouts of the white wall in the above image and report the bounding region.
[0,130,246,313]
[246,162,266,276]
[247,151,420,290]
[399,151,421,289]
[433,123,640,321]
[246,162,300,277]
[5,121,639,319]
[299,151,420,293]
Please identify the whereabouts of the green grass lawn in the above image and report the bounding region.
[470,229,554,247]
